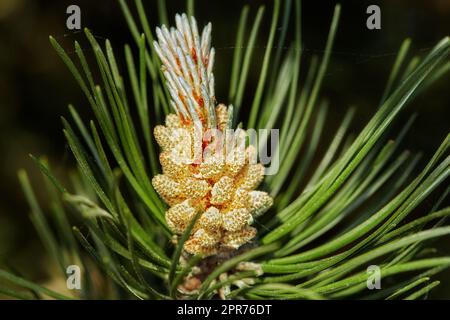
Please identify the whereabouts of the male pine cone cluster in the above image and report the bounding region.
[152,109,273,256]
[151,13,273,256]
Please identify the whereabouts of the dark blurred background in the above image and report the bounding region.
[0,0,449,298]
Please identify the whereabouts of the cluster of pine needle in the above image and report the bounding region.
[0,0,449,300]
